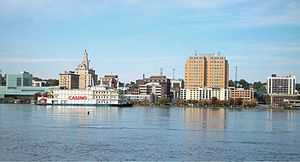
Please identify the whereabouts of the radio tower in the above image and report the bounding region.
[235,65,238,89]
[172,68,175,80]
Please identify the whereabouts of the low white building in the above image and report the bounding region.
[139,82,162,97]
[38,85,128,106]
[32,80,47,87]
[124,94,151,102]
[180,88,229,101]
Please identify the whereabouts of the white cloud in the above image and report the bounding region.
[0,58,79,63]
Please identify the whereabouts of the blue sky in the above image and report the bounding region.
[0,0,300,82]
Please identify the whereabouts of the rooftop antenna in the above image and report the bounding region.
[194,50,198,56]
[235,65,238,88]
[160,68,163,76]
[172,68,175,80]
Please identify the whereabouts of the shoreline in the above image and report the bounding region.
[1,102,298,110]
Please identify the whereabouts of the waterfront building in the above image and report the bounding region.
[180,88,229,101]
[139,82,162,97]
[267,74,297,107]
[138,75,171,98]
[267,74,296,95]
[123,94,151,102]
[170,79,184,100]
[0,71,48,100]
[0,73,4,86]
[98,75,119,89]
[38,85,127,105]
[59,71,79,89]
[6,71,33,88]
[184,53,229,89]
[75,49,98,89]
[125,82,140,95]
[229,87,254,101]
[32,79,47,87]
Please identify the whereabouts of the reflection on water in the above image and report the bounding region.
[0,104,300,161]
[184,108,226,129]
[265,109,297,132]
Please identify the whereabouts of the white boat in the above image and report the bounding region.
[37,85,132,107]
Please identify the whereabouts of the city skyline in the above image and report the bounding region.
[1,0,300,82]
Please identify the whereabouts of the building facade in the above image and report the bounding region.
[59,71,80,89]
[170,79,184,100]
[139,82,162,97]
[75,49,98,89]
[124,94,151,102]
[98,75,119,89]
[143,75,171,98]
[267,74,296,95]
[32,80,47,87]
[229,88,254,101]
[180,88,229,101]
[185,54,229,89]
[0,71,48,99]
[6,71,33,88]
[0,73,4,86]
[38,85,126,105]
[267,74,297,107]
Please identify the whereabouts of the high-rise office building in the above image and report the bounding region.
[0,73,4,86]
[185,54,229,89]
[59,71,79,89]
[143,75,171,98]
[267,74,296,95]
[75,49,98,89]
[6,71,33,88]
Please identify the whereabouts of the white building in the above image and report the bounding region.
[267,74,296,95]
[32,80,47,87]
[139,82,162,97]
[38,85,127,106]
[124,94,151,102]
[180,88,229,101]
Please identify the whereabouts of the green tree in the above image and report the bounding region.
[46,79,59,86]
[239,79,250,89]
[253,81,266,94]
[157,97,170,105]
[296,83,300,91]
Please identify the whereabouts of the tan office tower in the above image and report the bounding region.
[185,56,206,89]
[59,71,79,89]
[206,55,229,88]
[75,49,98,89]
[184,54,229,89]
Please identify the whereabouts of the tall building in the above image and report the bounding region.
[98,75,119,89]
[143,75,171,98]
[75,49,98,89]
[0,71,48,99]
[0,73,4,86]
[59,71,79,89]
[6,71,33,88]
[267,74,296,95]
[170,79,184,100]
[139,82,162,97]
[267,74,297,107]
[185,54,229,89]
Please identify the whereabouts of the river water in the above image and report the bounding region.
[0,104,299,161]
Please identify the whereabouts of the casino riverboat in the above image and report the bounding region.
[37,85,132,107]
